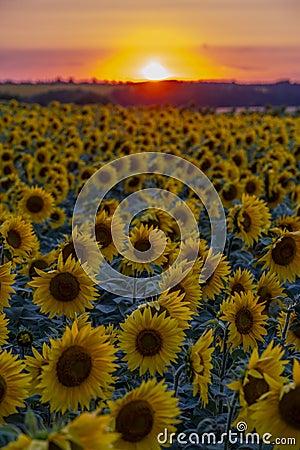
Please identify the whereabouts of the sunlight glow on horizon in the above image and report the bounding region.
[140,61,171,81]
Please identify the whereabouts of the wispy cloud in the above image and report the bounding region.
[0,49,108,81]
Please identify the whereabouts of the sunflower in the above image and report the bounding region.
[29,254,98,318]
[34,146,51,165]
[94,163,117,188]
[228,342,288,431]
[0,313,9,348]
[39,322,117,413]
[0,216,39,261]
[108,378,180,450]
[3,431,72,450]
[62,412,119,450]
[258,230,300,282]
[35,163,51,182]
[241,174,264,197]
[94,210,124,263]
[79,166,96,182]
[251,359,300,449]
[49,206,67,229]
[0,350,30,423]
[47,179,69,204]
[59,230,101,275]
[228,194,271,247]
[291,185,300,205]
[0,262,16,310]
[180,236,208,264]
[121,224,168,275]
[169,200,199,229]
[200,249,231,301]
[25,342,50,395]
[5,179,27,210]
[21,250,57,279]
[161,261,202,311]
[278,168,295,191]
[18,186,54,223]
[256,271,285,316]
[124,175,144,193]
[160,240,179,271]
[266,185,286,209]
[186,328,214,406]
[131,208,173,234]
[220,291,268,352]
[226,267,255,296]
[118,307,185,376]
[138,290,194,330]
[98,198,120,217]
[278,311,300,352]
[231,148,248,169]
[220,179,242,208]
[275,214,300,233]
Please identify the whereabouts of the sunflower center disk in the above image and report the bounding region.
[127,176,140,188]
[116,399,154,442]
[257,286,272,304]
[98,171,112,184]
[95,224,112,247]
[51,212,60,221]
[26,195,44,213]
[231,283,246,295]
[235,308,254,334]
[271,236,296,266]
[241,211,251,232]
[134,239,151,252]
[246,181,256,194]
[56,345,92,387]
[243,374,269,405]
[0,375,7,403]
[6,229,22,248]
[223,185,237,201]
[136,329,163,356]
[29,259,48,278]
[49,272,80,302]
[279,386,300,429]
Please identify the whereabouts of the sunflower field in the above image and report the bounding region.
[0,99,300,449]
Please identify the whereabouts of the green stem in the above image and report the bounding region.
[224,393,238,450]
[226,234,234,258]
[282,306,292,344]
[174,364,186,397]
[218,326,228,414]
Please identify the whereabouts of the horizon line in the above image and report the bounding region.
[0,77,297,85]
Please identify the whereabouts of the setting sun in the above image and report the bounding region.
[141,61,171,80]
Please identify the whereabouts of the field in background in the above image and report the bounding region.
[1,80,300,107]
[0,100,299,449]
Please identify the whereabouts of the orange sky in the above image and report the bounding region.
[1,0,300,82]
